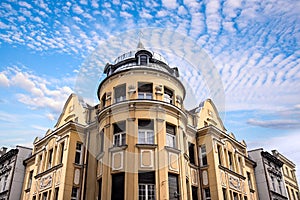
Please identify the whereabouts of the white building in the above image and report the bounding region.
[0,146,32,200]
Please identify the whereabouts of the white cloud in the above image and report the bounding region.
[73,5,84,14]
[0,73,10,86]
[162,0,178,9]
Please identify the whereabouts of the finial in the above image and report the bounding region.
[137,31,145,49]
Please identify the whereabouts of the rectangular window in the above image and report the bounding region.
[188,142,196,165]
[166,123,176,148]
[233,192,238,200]
[238,157,243,175]
[287,187,291,199]
[192,186,198,200]
[27,170,33,189]
[101,93,106,107]
[138,119,154,144]
[217,145,222,165]
[97,129,105,154]
[3,175,8,191]
[278,179,282,194]
[247,172,253,190]
[98,178,102,200]
[271,176,275,191]
[200,145,207,166]
[42,192,47,200]
[139,55,148,65]
[71,187,79,200]
[111,173,125,200]
[54,188,59,200]
[228,152,233,171]
[113,121,126,146]
[164,87,173,104]
[139,172,155,200]
[75,143,83,164]
[48,149,53,169]
[37,154,42,173]
[114,84,126,103]
[203,188,211,200]
[60,142,65,163]
[222,188,227,200]
[168,173,179,199]
[138,83,153,99]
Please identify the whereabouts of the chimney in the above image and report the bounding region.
[0,147,8,156]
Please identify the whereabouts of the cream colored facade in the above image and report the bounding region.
[21,94,97,200]
[22,43,259,200]
[272,150,300,200]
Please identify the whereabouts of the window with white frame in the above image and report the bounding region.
[200,145,208,166]
[138,83,152,99]
[138,119,154,144]
[113,121,126,146]
[166,123,176,148]
[71,187,79,200]
[164,87,173,104]
[75,143,83,165]
[138,172,155,200]
[114,84,126,103]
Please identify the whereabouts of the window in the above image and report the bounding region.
[138,83,152,99]
[114,84,126,103]
[3,175,8,191]
[59,142,65,163]
[48,149,53,169]
[217,145,222,165]
[203,188,211,200]
[42,192,47,200]
[75,143,83,164]
[287,187,291,199]
[139,172,155,200]
[32,196,36,200]
[164,87,173,104]
[99,129,104,153]
[98,179,102,200]
[113,121,126,146]
[192,186,198,200]
[139,55,148,65]
[37,154,42,173]
[188,142,196,165]
[138,120,154,144]
[27,170,33,189]
[278,179,282,194]
[166,123,176,148]
[168,173,179,199]
[71,187,79,200]
[233,192,238,200]
[228,152,233,171]
[222,188,227,200]
[247,172,253,190]
[238,157,243,175]
[271,176,275,191]
[244,196,248,200]
[101,93,106,107]
[111,173,125,200]
[54,188,59,200]
[200,145,207,166]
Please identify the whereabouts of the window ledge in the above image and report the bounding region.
[136,144,158,149]
[35,163,63,178]
[165,146,181,154]
[109,145,128,152]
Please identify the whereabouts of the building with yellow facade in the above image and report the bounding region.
[21,43,259,200]
[272,150,300,200]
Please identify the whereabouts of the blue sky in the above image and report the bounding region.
[0,0,300,178]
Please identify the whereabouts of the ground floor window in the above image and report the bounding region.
[139,171,155,200]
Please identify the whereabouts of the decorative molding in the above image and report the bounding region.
[40,173,53,190]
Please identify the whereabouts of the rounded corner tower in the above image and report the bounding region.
[95,41,192,200]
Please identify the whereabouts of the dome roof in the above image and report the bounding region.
[103,42,179,78]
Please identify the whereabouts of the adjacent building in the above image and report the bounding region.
[21,94,97,200]
[0,146,32,200]
[272,150,300,200]
[248,148,288,200]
